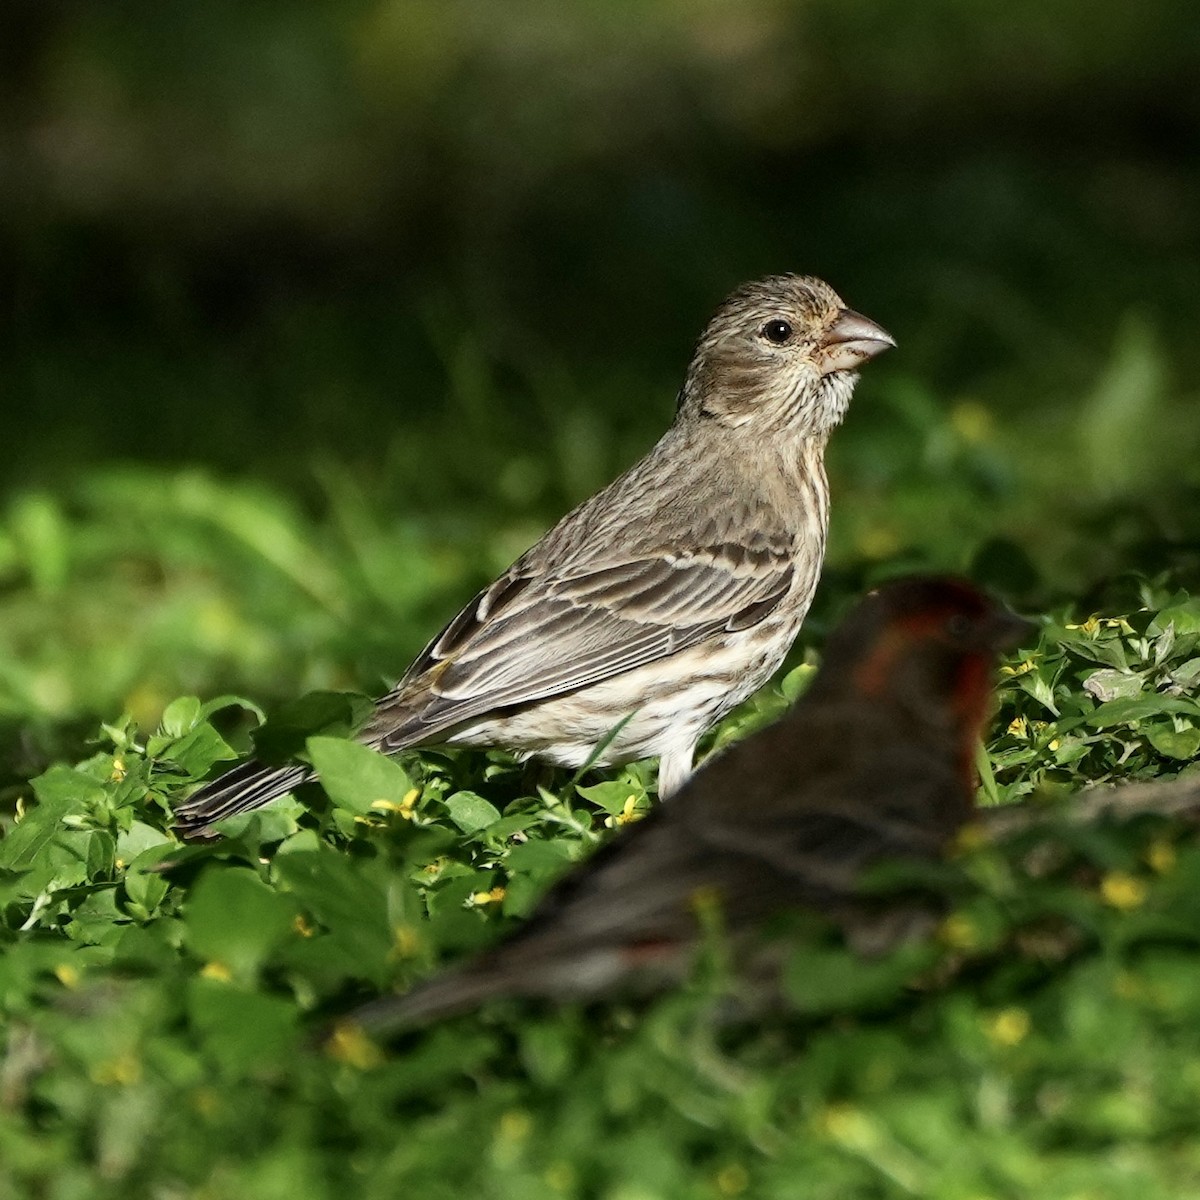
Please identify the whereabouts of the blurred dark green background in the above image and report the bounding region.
[2,0,1198,769]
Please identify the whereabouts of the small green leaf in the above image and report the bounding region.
[160,696,202,738]
[1082,669,1143,703]
[185,868,297,981]
[1146,725,1200,760]
[305,737,412,816]
[443,791,502,834]
[781,663,817,702]
[575,780,638,815]
[30,765,108,811]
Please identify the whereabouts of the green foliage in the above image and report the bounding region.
[3,576,1200,1198]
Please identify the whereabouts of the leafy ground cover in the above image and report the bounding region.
[3,536,1200,1197]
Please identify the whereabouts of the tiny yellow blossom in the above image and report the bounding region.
[1000,659,1036,677]
[939,913,979,950]
[984,1007,1030,1047]
[950,400,993,444]
[110,757,127,782]
[1101,871,1147,910]
[371,787,421,819]
[1007,716,1028,738]
[326,1022,381,1070]
[200,961,233,983]
[498,1110,533,1142]
[819,1104,875,1149]
[292,913,315,938]
[1146,839,1176,874]
[54,963,80,989]
[1065,615,1101,636]
[716,1164,750,1196]
[326,1023,384,1070]
[952,823,989,854]
[1048,738,1060,752]
[393,924,421,957]
[604,795,643,828]
[90,1053,143,1086]
[470,886,506,906]
[544,1164,575,1192]
[856,525,902,560]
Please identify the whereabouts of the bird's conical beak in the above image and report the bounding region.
[817,308,896,375]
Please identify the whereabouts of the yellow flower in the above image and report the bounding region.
[543,1164,575,1192]
[292,913,315,938]
[1007,716,1028,738]
[54,963,80,989]
[371,787,421,819]
[90,1053,143,1086]
[326,1023,384,1070]
[1065,615,1101,636]
[1000,659,1036,677]
[200,961,233,982]
[604,795,644,828]
[392,924,421,957]
[498,1110,532,1142]
[950,400,993,444]
[1101,872,1147,910]
[952,823,989,855]
[1146,839,1176,874]
[939,913,979,950]
[716,1164,750,1196]
[470,886,506,907]
[983,1007,1030,1047]
[110,757,127,782]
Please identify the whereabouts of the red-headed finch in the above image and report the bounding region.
[347,575,1030,1030]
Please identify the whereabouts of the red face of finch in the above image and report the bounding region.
[175,275,894,838]
[348,576,1031,1031]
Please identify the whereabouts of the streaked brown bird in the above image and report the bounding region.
[175,274,894,838]
[348,576,1031,1029]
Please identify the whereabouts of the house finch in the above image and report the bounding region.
[174,275,894,838]
[347,576,1030,1030]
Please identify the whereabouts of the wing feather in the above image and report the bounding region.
[366,542,796,749]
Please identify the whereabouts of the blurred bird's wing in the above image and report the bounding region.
[365,542,795,749]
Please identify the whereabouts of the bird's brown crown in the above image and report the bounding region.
[676,274,893,434]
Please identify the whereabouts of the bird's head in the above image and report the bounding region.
[677,274,894,436]
[817,576,1032,778]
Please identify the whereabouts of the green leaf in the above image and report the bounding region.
[161,723,237,778]
[160,696,202,737]
[305,736,413,816]
[781,663,817,702]
[187,977,299,1077]
[1146,725,1200,760]
[443,791,502,834]
[1087,696,1200,729]
[185,868,297,981]
[30,765,108,811]
[575,780,639,816]
[0,796,73,870]
[1082,669,1143,703]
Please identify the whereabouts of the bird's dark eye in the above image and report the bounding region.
[761,319,793,345]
